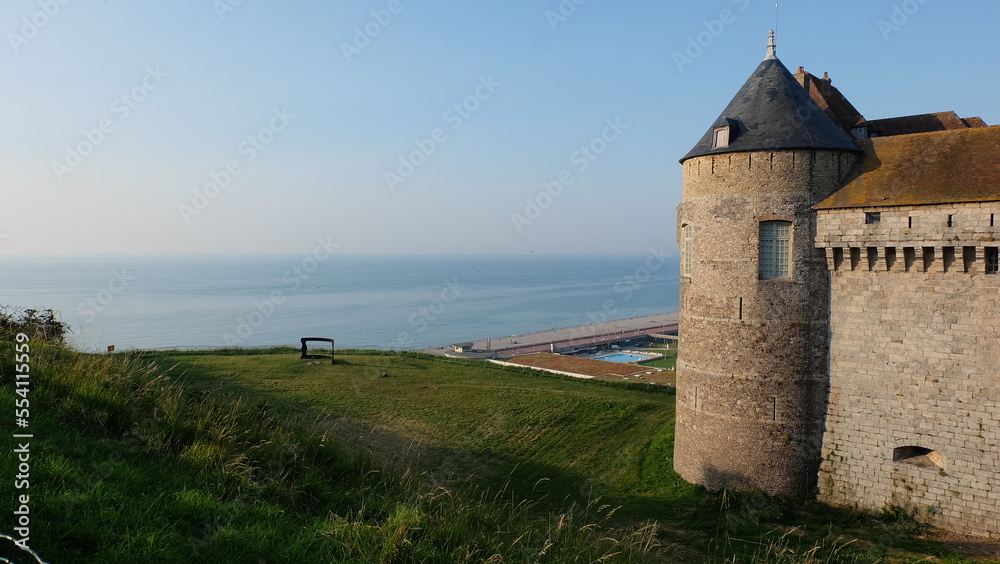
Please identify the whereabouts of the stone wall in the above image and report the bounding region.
[816,202,1000,537]
[674,149,856,498]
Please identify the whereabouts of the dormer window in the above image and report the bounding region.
[713,126,730,149]
[711,117,737,150]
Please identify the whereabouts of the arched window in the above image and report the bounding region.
[759,221,792,279]
[681,224,693,277]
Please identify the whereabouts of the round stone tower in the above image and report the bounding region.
[673,33,860,498]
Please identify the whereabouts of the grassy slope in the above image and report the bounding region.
[0,344,659,563]
[1,342,994,563]
[149,349,693,513]
[145,349,993,563]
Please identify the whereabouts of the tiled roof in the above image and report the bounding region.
[681,57,860,163]
[814,126,1000,209]
[865,112,987,137]
[794,70,866,130]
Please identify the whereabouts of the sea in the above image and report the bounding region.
[0,255,679,352]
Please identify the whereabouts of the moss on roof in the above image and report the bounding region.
[814,126,1000,209]
[864,111,986,137]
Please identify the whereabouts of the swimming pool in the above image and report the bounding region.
[594,353,648,363]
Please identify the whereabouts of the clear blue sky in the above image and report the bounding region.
[2,0,997,256]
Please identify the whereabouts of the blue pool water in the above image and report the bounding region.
[595,353,648,363]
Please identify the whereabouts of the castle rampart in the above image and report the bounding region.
[815,202,1000,537]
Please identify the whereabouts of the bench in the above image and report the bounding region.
[300,337,335,365]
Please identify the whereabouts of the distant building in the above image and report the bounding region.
[675,32,999,537]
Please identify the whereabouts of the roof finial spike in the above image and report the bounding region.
[765,29,777,60]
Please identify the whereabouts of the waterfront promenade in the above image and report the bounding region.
[421,311,678,358]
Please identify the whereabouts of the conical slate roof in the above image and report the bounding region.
[680,56,860,163]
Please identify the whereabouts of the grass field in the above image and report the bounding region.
[2,338,997,563]
[638,348,678,370]
[147,349,682,508]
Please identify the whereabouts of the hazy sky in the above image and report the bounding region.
[2,1,997,256]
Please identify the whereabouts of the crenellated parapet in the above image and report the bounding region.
[816,203,1000,275]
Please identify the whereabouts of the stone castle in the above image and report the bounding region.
[674,32,1000,537]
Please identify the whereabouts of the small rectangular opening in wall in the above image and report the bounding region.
[738,297,743,320]
[908,216,913,229]
[865,212,881,225]
[963,246,977,273]
[771,397,777,421]
[943,247,956,272]
[947,214,954,228]
[903,247,915,272]
[893,446,945,470]
[833,248,845,271]
[987,247,999,274]
[991,213,996,227]
[867,247,878,271]
[886,247,897,271]
[850,247,861,271]
[923,247,935,272]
